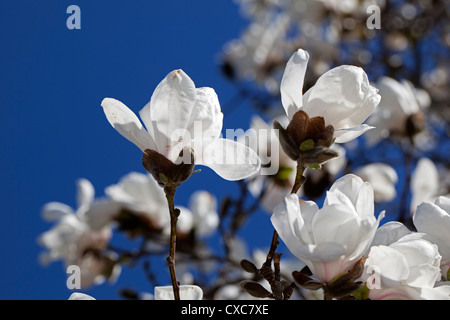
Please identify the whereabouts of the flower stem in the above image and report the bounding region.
[291,161,307,195]
[164,185,180,300]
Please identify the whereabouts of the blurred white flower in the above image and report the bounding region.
[280,49,380,143]
[221,9,292,93]
[105,171,170,231]
[365,76,430,146]
[410,157,439,213]
[39,179,121,288]
[106,172,219,238]
[271,174,384,283]
[188,190,219,237]
[355,163,398,202]
[364,224,450,300]
[413,196,450,279]
[68,292,96,300]
[154,285,203,300]
[102,69,260,181]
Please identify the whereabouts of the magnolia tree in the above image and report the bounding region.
[39,0,450,300]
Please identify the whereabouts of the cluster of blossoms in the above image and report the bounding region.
[223,0,449,110]
[39,173,220,290]
[40,45,450,300]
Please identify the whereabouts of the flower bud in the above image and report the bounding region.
[240,259,258,274]
[240,281,272,298]
[142,147,195,188]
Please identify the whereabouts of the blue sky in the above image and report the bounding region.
[0,1,267,299]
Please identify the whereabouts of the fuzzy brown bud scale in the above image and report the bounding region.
[142,148,195,188]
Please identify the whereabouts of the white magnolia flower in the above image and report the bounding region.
[271,174,384,283]
[280,49,380,144]
[105,172,219,237]
[355,163,398,202]
[102,69,260,181]
[364,225,450,300]
[39,179,121,288]
[105,171,170,231]
[154,285,203,300]
[413,196,450,279]
[365,76,430,146]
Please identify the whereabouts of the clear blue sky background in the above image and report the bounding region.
[0,1,269,299]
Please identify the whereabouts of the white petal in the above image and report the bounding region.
[271,195,325,262]
[41,202,74,221]
[148,69,197,158]
[138,102,152,134]
[354,180,375,219]
[84,199,121,230]
[366,245,410,288]
[435,196,450,214]
[391,235,442,287]
[154,285,203,300]
[76,178,95,214]
[187,87,224,140]
[308,242,347,263]
[413,202,450,254]
[312,194,358,244]
[419,285,450,300]
[101,98,155,152]
[371,221,411,247]
[377,76,420,117]
[280,49,310,119]
[68,293,96,300]
[199,138,261,181]
[333,124,375,143]
[410,158,439,212]
[328,174,365,207]
[302,65,380,130]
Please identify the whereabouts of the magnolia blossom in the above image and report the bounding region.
[365,76,430,146]
[280,49,380,144]
[271,174,384,283]
[413,196,450,279]
[39,179,121,288]
[364,223,450,300]
[154,285,203,300]
[355,163,398,202]
[105,172,219,237]
[102,69,260,181]
[104,171,170,231]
